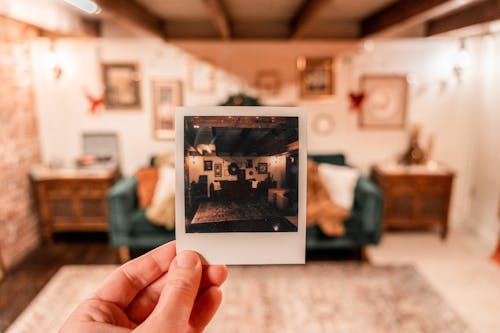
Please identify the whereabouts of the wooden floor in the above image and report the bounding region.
[0,233,119,332]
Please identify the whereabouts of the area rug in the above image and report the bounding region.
[6,263,471,333]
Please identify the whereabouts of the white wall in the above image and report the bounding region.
[31,37,480,229]
[467,36,500,246]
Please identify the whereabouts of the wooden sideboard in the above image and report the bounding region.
[31,167,119,242]
[371,164,454,239]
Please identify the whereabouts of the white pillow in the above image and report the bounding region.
[151,166,175,205]
[317,163,360,211]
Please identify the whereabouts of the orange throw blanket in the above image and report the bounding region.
[307,159,350,236]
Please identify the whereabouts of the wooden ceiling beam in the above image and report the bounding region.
[426,0,500,36]
[202,0,232,39]
[289,0,330,39]
[94,0,167,40]
[361,0,475,38]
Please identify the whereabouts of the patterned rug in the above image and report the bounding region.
[6,263,471,333]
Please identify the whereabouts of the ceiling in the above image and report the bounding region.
[185,116,298,156]
[47,0,500,40]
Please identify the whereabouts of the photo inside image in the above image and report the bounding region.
[184,116,299,233]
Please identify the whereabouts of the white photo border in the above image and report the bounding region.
[175,106,307,265]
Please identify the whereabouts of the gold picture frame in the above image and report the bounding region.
[152,79,183,140]
[102,63,142,110]
[297,57,335,98]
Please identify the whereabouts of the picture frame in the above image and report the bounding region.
[81,132,121,170]
[188,58,216,93]
[255,70,281,97]
[359,75,408,129]
[102,63,141,109]
[214,163,222,177]
[152,79,183,140]
[297,57,335,98]
[257,162,268,174]
[204,160,213,171]
[175,106,307,265]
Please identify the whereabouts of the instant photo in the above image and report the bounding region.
[176,107,306,265]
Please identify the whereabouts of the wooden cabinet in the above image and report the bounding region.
[31,168,119,242]
[371,164,454,239]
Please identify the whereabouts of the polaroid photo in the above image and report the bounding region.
[175,106,307,265]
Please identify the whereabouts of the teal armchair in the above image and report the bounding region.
[108,154,383,261]
[306,154,383,253]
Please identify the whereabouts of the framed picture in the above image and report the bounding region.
[359,75,408,129]
[246,159,253,168]
[255,70,281,97]
[257,162,268,174]
[152,79,183,140]
[204,160,213,171]
[81,132,120,169]
[214,163,222,177]
[102,63,141,109]
[176,107,307,264]
[297,57,334,98]
[188,59,215,93]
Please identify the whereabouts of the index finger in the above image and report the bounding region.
[91,241,177,309]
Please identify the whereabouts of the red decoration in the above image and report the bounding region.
[348,91,365,112]
[84,90,104,115]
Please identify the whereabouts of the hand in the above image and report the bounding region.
[60,241,228,333]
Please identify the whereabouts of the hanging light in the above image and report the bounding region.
[46,40,62,80]
[193,127,216,155]
[454,39,470,81]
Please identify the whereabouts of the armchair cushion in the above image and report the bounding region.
[309,154,346,166]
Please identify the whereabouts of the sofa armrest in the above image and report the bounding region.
[353,176,383,243]
[107,177,138,235]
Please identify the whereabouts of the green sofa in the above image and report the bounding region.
[107,154,383,261]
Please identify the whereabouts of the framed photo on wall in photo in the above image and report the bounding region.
[204,160,213,171]
[175,106,307,265]
[359,75,408,129]
[214,163,222,177]
[297,57,335,98]
[257,162,268,174]
[102,63,141,110]
[152,80,183,140]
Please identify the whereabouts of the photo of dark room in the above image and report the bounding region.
[184,116,299,233]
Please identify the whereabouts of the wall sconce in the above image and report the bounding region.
[46,40,62,80]
[454,39,470,82]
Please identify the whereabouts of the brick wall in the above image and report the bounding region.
[0,17,42,269]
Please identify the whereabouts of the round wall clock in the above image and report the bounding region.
[228,162,239,175]
[312,113,335,136]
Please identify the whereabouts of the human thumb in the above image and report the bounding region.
[136,251,202,332]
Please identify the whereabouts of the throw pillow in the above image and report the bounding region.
[135,167,159,208]
[147,166,176,229]
[151,166,175,205]
[317,163,360,211]
[307,160,349,236]
[154,152,175,168]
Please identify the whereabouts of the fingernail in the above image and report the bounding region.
[176,251,199,268]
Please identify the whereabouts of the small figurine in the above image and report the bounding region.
[399,123,427,165]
